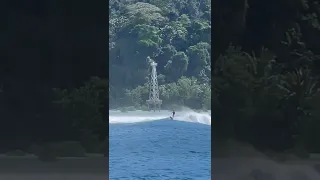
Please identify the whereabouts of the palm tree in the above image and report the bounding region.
[276,67,319,149]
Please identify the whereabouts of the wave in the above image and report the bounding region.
[109,109,211,125]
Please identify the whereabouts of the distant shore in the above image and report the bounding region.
[111,106,210,113]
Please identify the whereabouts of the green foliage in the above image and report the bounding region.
[125,2,167,25]
[124,76,211,110]
[109,0,211,110]
[52,77,108,152]
[108,0,320,153]
[213,40,320,152]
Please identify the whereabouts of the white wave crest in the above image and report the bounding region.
[109,109,211,125]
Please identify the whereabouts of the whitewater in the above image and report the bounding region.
[109,109,211,125]
[109,109,211,180]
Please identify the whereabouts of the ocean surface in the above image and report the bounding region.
[109,109,211,180]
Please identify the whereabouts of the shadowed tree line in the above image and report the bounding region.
[4,0,320,157]
[213,0,320,154]
[0,1,108,154]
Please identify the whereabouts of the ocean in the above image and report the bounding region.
[109,110,211,180]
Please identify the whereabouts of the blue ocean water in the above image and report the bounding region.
[109,110,211,180]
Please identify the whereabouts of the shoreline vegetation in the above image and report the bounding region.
[113,105,210,113]
[110,0,320,160]
[109,0,212,111]
[7,0,320,160]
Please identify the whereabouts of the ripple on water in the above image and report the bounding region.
[109,120,211,180]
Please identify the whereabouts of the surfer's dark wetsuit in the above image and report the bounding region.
[172,111,175,118]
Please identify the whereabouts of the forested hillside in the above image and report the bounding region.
[1,1,108,154]
[212,0,320,153]
[109,0,211,110]
[4,0,320,155]
[109,0,320,153]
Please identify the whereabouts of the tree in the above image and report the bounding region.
[109,0,211,110]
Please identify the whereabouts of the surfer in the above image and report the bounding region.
[172,110,175,119]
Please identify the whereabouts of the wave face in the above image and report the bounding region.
[109,110,211,180]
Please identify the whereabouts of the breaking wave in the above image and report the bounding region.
[109,109,211,125]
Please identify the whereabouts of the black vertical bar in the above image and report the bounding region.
[1,0,109,179]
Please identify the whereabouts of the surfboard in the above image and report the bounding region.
[170,116,173,120]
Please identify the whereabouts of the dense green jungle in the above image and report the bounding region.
[1,1,109,155]
[211,0,320,154]
[3,0,320,156]
[111,0,320,154]
[109,0,211,111]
